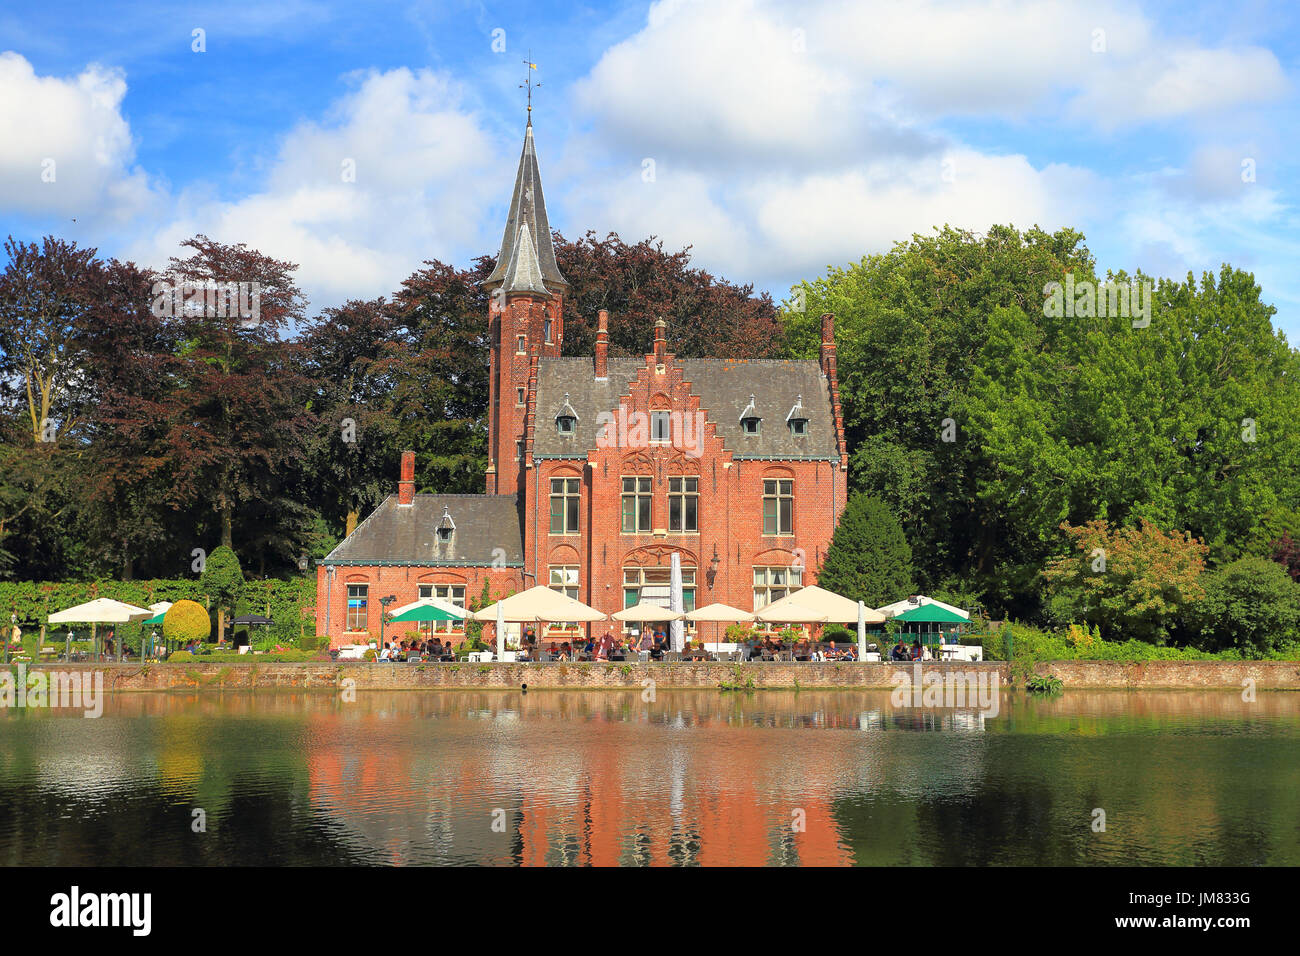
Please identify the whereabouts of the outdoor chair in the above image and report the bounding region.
[664,651,682,662]
[407,655,423,663]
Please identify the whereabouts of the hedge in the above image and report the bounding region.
[0,577,317,649]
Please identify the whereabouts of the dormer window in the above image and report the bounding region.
[786,394,809,435]
[555,393,578,435]
[436,506,455,543]
[739,394,761,436]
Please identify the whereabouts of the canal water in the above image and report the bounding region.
[0,689,1296,866]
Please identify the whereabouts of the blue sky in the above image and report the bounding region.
[2,0,1298,337]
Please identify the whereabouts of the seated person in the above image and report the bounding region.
[910,640,923,661]
[650,633,667,661]
[890,640,909,661]
[826,641,840,660]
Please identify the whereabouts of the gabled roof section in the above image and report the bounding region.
[555,392,579,421]
[786,394,808,422]
[528,357,839,459]
[324,494,523,566]
[738,394,758,421]
[485,123,567,292]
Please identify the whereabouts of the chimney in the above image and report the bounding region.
[653,317,666,365]
[595,309,609,378]
[819,312,836,375]
[398,450,415,505]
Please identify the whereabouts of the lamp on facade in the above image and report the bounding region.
[707,545,720,586]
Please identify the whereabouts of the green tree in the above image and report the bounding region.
[201,546,244,644]
[1188,556,1300,655]
[818,494,916,607]
[1042,519,1208,643]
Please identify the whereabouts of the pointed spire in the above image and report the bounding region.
[486,123,567,294]
[499,209,549,296]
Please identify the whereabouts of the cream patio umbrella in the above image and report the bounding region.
[472,586,606,657]
[471,585,607,623]
[684,602,755,652]
[611,602,684,622]
[48,598,153,661]
[753,602,828,624]
[613,601,683,657]
[759,585,886,625]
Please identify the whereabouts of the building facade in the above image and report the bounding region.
[316,120,849,648]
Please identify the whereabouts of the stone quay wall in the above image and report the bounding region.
[13,659,1300,692]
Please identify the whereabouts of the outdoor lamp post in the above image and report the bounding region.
[378,595,396,656]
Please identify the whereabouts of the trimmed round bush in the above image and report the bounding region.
[163,600,211,644]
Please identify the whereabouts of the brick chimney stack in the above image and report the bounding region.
[398,450,415,505]
[819,312,836,376]
[595,309,609,378]
[653,317,666,365]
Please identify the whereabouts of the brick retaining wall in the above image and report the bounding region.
[13,659,1300,692]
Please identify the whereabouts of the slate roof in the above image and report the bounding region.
[484,122,567,292]
[498,211,550,296]
[323,494,524,566]
[530,357,840,459]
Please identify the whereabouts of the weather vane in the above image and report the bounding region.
[521,51,539,122]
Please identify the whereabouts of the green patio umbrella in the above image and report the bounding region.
[892,602,969,647]
[387,603,462,623]
[892,604,968,624]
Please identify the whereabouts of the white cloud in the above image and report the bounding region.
[125,66,508,307]
[0,51,161,223]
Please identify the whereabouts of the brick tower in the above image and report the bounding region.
[483,118,568,496]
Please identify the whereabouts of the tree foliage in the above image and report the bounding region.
[818,494,916,606]
[1187,556,1300,654]
[1042,519,1208,643]
[163,599,211,644]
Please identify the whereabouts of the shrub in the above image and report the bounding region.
[163,600,211,644]
[1187,556,1300,655]
[168,650,195,661]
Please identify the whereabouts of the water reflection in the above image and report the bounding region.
[0,690,1296,866]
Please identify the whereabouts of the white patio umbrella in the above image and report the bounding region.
[685,602,755,652]
[759,585,886,624]
[754,602,828,624]
[684,603,754,622]
[48,598,153,661]
[612,602,684,622]
[472,585,606,623]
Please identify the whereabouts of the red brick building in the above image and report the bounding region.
[316,120,849,648]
